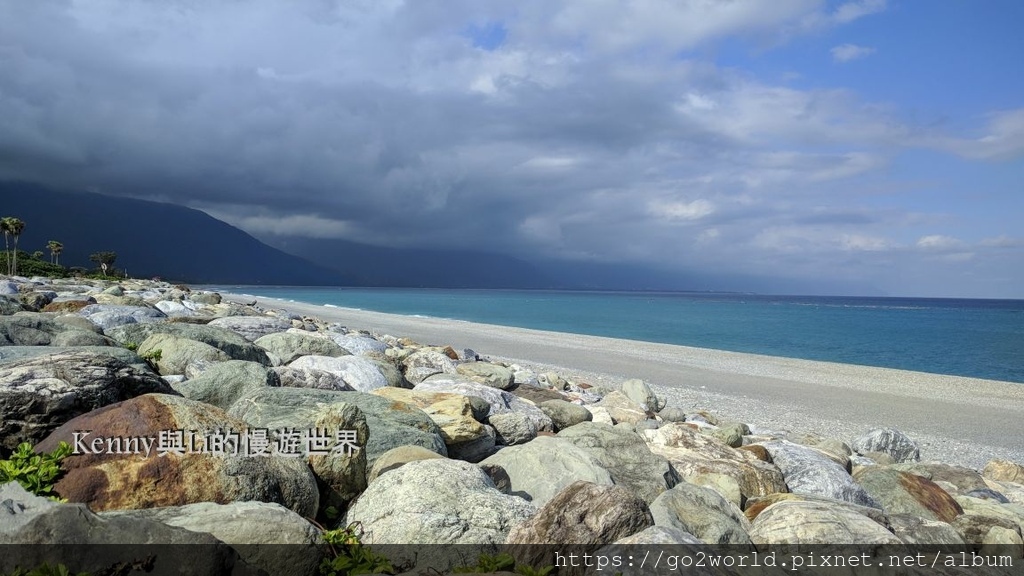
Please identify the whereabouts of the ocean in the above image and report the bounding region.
[212,287,1024,384]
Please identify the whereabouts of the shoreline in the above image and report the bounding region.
[220,292,1024,471]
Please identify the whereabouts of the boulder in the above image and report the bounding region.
[0,295,27,314]
[345,459,535,571]
[760,440,879,508]
[0,314,113,347]
[853,466,963,523]
[0,350,172,455]
[106,322,271,366]
[154,300,200,317]
[372,387,496,462]
[648,481,753,545]
[78,304,167,330]
[416,377,553,432]
[273,365,353,391]
[102,501,323,576]
[328,333,389,356]
[35,394,319,516]
[644,423,787,502]
[367,444,446,484]
[851,428,920,463]
[888,514,966,545]
[488,411,537,446]
[0,483,243,575]
[480,436,614,505]
[229,387,445,467]
[190,292,223,305]
[749,500,901,545]
[254,331,349,364]
[138,332,230,375]
[401,349,458,383]
[890,462,990,494]
[207,315,293,342]
[539,399,592,431]
[455,361,515,390]
[0,345,150,372]
[505,481,653,545]
[289,354,388,392]
[174,360,280,411]
[610,525,702,545]
[984,460,1024,484]
[621,378,664,412]
[594,390,649,425]
[557,422,679,504]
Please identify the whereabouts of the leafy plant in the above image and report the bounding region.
[0,442,72,500]
[454,553,554,576]
[139,348,162,370]
[320,522,396,576]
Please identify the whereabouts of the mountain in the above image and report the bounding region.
[0,182,350,285]
[263,236,553,289]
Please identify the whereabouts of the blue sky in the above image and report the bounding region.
[0,0,1021,297]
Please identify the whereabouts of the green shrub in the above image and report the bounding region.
[454,553,555,576]
[0,441,72,500]
[320,522,397,575]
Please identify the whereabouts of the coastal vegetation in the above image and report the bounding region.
[0,214,121,278]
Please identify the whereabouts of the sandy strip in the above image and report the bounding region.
[222,293,1024,471]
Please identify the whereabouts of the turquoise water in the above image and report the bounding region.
[213,287,1024,384]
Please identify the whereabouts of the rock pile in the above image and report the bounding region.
[0,275,1022,575]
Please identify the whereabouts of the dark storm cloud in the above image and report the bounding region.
[1,0,1021,296]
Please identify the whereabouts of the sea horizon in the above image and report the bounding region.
[205,285,1024,385]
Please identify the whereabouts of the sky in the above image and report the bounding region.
[1,0,1022,298]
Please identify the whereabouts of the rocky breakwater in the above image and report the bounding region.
[0,275,1022,575]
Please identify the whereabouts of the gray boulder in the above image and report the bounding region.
[539,399,593,431]
[760,440,880,508]
[254,331,349,364]
[0,483,242,575]
[0,313,113,346]
[288,354,388,392]
[78,304,166,329]
[851,428,920,463]
[138,332,230,375]
[0,350,172,455]
[0,345,150,372]
[749,500,902,545]
[228,387,445,467]
[105,322,271,366]
[175,360,280,410]
[102,501,323,576]
[648,482,752,545]
[488,411,537,445]
[207,315,293,341]
[328,333,388,356]
[558,422,679,504]
[274,365,353,391]
[455,361,515,390]
[480,436,614,505]
[345,459,535,571]
[621,378,664,412]
[401,349,458,383]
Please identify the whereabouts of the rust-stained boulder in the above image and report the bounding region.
[35,394,318,516]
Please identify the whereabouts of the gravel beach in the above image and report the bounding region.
[222,293,1024,471]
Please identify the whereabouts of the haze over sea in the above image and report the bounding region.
[212,287,1024,385]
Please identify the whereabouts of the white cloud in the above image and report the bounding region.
[832,0,888,24]
[831,43,876,63]
[650,199,716,221]
[925,108,1024,161]
[916,235,964,251]
[841,234,892,251]
[202,212,354,238]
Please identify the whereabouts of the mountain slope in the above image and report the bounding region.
[0,182,350,285]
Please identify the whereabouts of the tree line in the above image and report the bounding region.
[1,216,119,277]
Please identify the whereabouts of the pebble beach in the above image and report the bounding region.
[222,293,1024,471]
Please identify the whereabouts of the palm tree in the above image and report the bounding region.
[47,240,64,265]
[0,217,13,275]
[7,218,24,276]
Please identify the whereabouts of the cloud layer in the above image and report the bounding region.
[0,0,1021,297]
